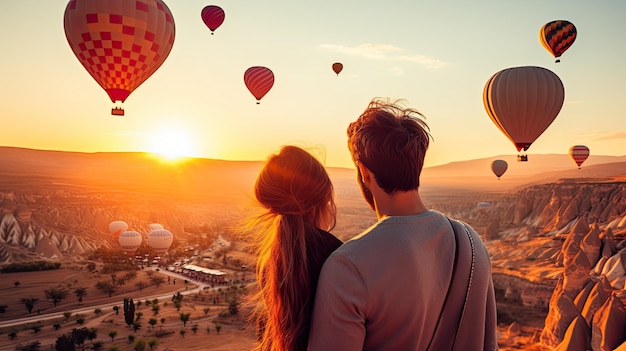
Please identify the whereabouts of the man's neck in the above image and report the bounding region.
[374,189,428,220]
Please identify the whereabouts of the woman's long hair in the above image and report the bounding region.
[247,145,336,351]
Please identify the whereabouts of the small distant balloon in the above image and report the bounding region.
[569,145,589,169]
[539,20,577,63]
[118,231,142,254]
[201,5,225,35]
[148,223,164,231]
[109,221,128,239]
[244,66,274,104]
[491,160,508,180]
[147,229,174,254]
[332,62,343,76]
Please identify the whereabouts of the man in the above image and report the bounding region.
[308,98,498,351]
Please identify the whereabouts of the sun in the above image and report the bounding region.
[148,129,196,162]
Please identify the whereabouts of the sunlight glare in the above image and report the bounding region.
[149,129,195,162]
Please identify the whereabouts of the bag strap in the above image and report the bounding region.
[426,217,475,351]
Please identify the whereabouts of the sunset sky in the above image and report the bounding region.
[1,1,624,168]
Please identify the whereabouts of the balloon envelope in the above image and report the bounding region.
[148,223,164,231]
[109,221,128,239]
[539,20,577,63]
[63,0,176,104]
[118,231,142,253]
[483,66,564,152]
[244,66,274,103]
[147,229,173,253]
[569,145,590,168]
[332,62,343,76]
[491,160,508,179]
[201,5,225,34]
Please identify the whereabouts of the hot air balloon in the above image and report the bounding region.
[539,20,577,63]
[201,5,225,35]
[244,66,274,104]
[332,62,343,76]
[109,220,128,239]
[569,145,589,169]
[483,66,564,161]
[491,160,508,180]
[63,0,176,116]
[147,229,173,254]
[118,230,142,254]
[148,223,164,231]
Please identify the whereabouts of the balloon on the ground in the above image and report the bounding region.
[63,0,176,116]
[491,159,508,180]
[148,223,164,231]
[118,231,142,253]
[569,145,590,169]
[109,220,128,239]
[483,66,564,153]
[539,20,577,63]
[201,5,225,35]
[332,62,343,76]
[147,229,173,253]
[244,66,274,104]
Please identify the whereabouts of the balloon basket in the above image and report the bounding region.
[112,107,125,116]
[517,155,528,162]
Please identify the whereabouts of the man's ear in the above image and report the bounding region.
[357,161,372,184]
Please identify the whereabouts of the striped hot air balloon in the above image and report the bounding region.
[201,5,225,35]
[63,0,176,116]
[539,20,577,63]
[483,66,565,159]
[244,66,274,104]
[569,145,590,169]
[147,229,173,254]
[118,231,142,254]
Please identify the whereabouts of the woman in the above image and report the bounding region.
[247,145,342,351]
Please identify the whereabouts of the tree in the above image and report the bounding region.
[124,298,136,327]
[94,308,102,316]
[148,339,158,351]
[149,276,165,288]
[71,327,90,350]
[88,327,98,344]
[112,305,120,315]
[179,329,187,338]
[108,330,117,342]
[16,341,41,351]
[215,323,222,334]
[0,305,7,313]
[45,287,68,307]
[228,297,239,316]
[21,297,39,314]
[54,333,75,351]
[203,307,210,315]
[132,321,142,332]
[14,281,20,288]
[191,324,198,335]
[92,341,104,351]
[148,318,157,330]
[74,287,87,304]
[160,318,165,330]
[135,281,146,291]
[179,312,190,327]
[63,311,72,321]
[134,338,147,351]
[96,281,117,297]
[151,304,160,316]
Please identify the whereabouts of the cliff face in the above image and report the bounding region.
[0,189,243,265]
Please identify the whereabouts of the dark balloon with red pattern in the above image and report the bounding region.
[244,66,274,104]
[63,0,176,112]
[539,20,577,63]
[201,5,225,35]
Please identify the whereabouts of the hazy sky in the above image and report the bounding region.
[1,1,624,168]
